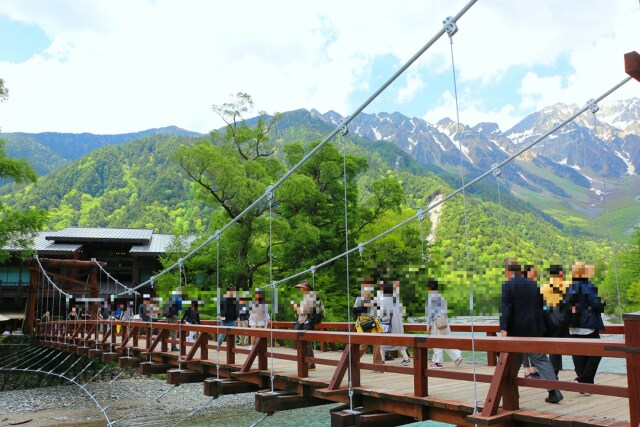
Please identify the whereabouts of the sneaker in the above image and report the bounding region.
[401,359,411,366]
[545,390,563,404]
[308,365,316,371]
[430,362,444,369]
[525,372,541,379]
[454,357,463,366]
[170,346,178,352]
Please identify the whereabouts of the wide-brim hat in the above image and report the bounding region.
[294,281,310,290]
[572,262,595,279]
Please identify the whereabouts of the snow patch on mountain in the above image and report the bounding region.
[372,126,383,141]
[614,150,636,175]
[507,128,535,144]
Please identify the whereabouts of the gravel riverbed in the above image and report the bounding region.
[0,378,255,426]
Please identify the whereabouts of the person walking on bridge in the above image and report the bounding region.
[564,262,605,388]
[218,285,239,347]
[425,278,462,369]
[291,280,324,371]
[540,264,570,376]
[353,280,384,371]
[500,260,563,404]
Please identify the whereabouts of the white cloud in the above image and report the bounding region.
[396,71,424,103]
[0,0,639,133]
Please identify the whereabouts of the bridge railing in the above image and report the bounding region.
[36,314,638,426]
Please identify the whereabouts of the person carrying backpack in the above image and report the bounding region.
[290,280,324,371]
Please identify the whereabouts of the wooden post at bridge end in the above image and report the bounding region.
[623,310,640,427]
[625,51,640,82]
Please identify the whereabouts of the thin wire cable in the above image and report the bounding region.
[0,365,113,426]
[448,27,479,415]
[215,237,221,380]
[91,258,140,295]
[34,255,70,297]
[339,130,355,411]
[495,176,507,254]
[115,0,479,297]
[591,109,624,319]
[259,77,633,290]
[171,397,215,427]
[268,192,275,393]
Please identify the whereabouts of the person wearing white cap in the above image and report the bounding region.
[291,280,324,371]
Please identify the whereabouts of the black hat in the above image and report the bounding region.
[549,265,563,275]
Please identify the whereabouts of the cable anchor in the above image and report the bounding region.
[587,98,599,114]
[491,163,502,177]
[443,16,458,37]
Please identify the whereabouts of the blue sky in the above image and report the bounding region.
[0,0,639,134]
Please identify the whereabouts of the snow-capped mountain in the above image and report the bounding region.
[312,98,640,203]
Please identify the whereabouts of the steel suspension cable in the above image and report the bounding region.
[115,0,479,297]
[339,126,355,412]
[260,77,634,290]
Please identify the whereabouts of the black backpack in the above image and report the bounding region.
[309,300,325,326]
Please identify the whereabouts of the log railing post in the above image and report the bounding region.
[297,336,309,378]
[486,331,497,366]
[413,344,428,397]
[350,343,361,388]
[623,310,640,427]
[258,337,268,371]
[226,330,235,364]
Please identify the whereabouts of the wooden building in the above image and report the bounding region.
[0,227,179,333]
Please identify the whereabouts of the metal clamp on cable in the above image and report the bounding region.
[443,16,458,37]
[417,209,425,222]
[338,119,349,136]
[357,243,364,258]
[265,185,274,201]
[587,98,599,114]
[310,265,316,275]
[213,230,221,241]
[491,163,502,177]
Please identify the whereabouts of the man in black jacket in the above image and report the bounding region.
[217,285,239,347]
[500,261,563,404]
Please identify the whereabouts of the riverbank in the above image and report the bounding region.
[0,378,255,426]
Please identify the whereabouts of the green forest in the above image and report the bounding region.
[2,92,638,321]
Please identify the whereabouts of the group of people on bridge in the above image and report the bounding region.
[500,260,605,404]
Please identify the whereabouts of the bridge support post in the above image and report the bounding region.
[625,51,640,82]
[623,310,640,427]
[481,351,519,416]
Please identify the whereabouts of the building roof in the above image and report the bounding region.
[3,227,183,256]
[3,231,81,254]
[46,227,153,244]
[130,234,177,255]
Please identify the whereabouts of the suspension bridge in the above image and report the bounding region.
[20,317,638,427]
[3,0,640,425]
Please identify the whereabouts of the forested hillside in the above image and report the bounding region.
[2,97,637,318]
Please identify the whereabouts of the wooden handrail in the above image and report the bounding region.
[38,315,638,425]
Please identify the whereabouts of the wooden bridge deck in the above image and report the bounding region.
[34,316,640,427]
